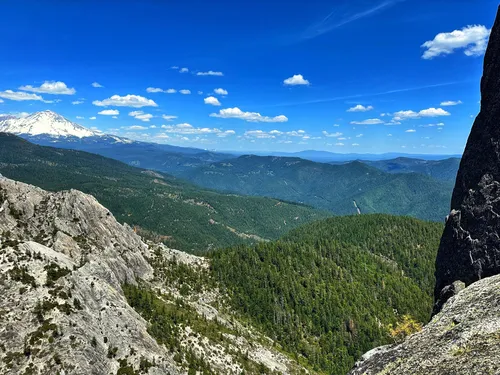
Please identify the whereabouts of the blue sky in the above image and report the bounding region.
[0,0,497,154]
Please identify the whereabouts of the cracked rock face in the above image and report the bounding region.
[348,273,500,375]
[0,177,309,375]
[433,5,500,314]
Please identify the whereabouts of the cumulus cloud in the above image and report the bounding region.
[244,130,276,139]
[179,67,189,73]
[160,123,234,137]
[419,122,445,128]
[124,125,148,130]
[392,107,450,121]
[166,89,177,94]
[98,109,119,116]
[129,110,153,122]
[350,118,384,125]
[283,74,310,86]
[335,143,344,146]
[356,134,363,137]
[92,82,104,88]
[146,87,164,93]
[196,71,224,76]
[197,91,203,95]
[214,88,228,95]
[440,100,462,106]
[20,81,75,95]
[179,89,191,95]
[162,114,177,121]
[210,107,288,123]
[286,130,306,137]
[405,129,416,133]
[0,90,44,101]
[421,25,491,59]
[89,116,96,120]
[76,116,85,119]
[347,104,374,112]
[93,94,158,108]
[204,96,221,106]
[72,100,84,105]
[322,131,343,138]
[217,130,236,137]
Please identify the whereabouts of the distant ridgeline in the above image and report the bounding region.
[211,214,443,375]
[0,133,329,253]
[179,155,454,222]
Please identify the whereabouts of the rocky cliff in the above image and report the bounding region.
[434,5,500,314]
[0,177,307,375]
[347,6,500,375]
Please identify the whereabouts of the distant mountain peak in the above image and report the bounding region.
[0,110,100,138]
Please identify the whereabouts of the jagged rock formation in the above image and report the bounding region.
[347,6,500,375]
[433,5,500,314]
[349,273,500,375]
[0,177,308,374]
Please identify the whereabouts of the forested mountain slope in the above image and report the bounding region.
[211,214,443,374]
[0,133,328,252]
[180,155,453,221]
[361,157,460,183]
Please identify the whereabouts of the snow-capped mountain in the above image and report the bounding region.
[0,110,100,138]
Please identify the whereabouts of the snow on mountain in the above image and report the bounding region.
[0,110,100,138]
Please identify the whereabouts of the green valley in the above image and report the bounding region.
[179,155,453,222]
[0,133,329,253]
[211,214,443,374]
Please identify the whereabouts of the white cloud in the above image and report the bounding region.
[350,118,384,125]
[269,130,283,135]
[286,130,306,137]
[214,88,228,95]
[197,71,224,76]
[89,116,97,120]
[160,123,233,137]
[204,96,221,106]
[440,100,462,106]
[419,122,445,128]
[352,143,360,146]
[198,91,203,95]
[179,68,189,73]
[392,107,450,121]
[112,116,118,119]
[93,94,158,108]
[421,25,491,59]
[322,131,343,138]
[162,114,177,121]
[217,130,236,137]
[347,104,374,112]
[283,74,310,86]
[72,100,84,105]
[124,125,148,130]
[129,110,153,122]
[146,87,164,93]
[0,90,44,101]
[387,134,393,137]
[98,109,119,116]
[179,89,191,95]
[171,66,179,70]
[356,133,363,137]
[150,125,157,129]
[333,123,340,127]
[405,129,416,133]
[166,89,177,94]
[335,143,344,146]
[76,116,84,119]
[19,81,76,95]
[244,130,276,139]
[210,107,288,123]
[92,82,104,88]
